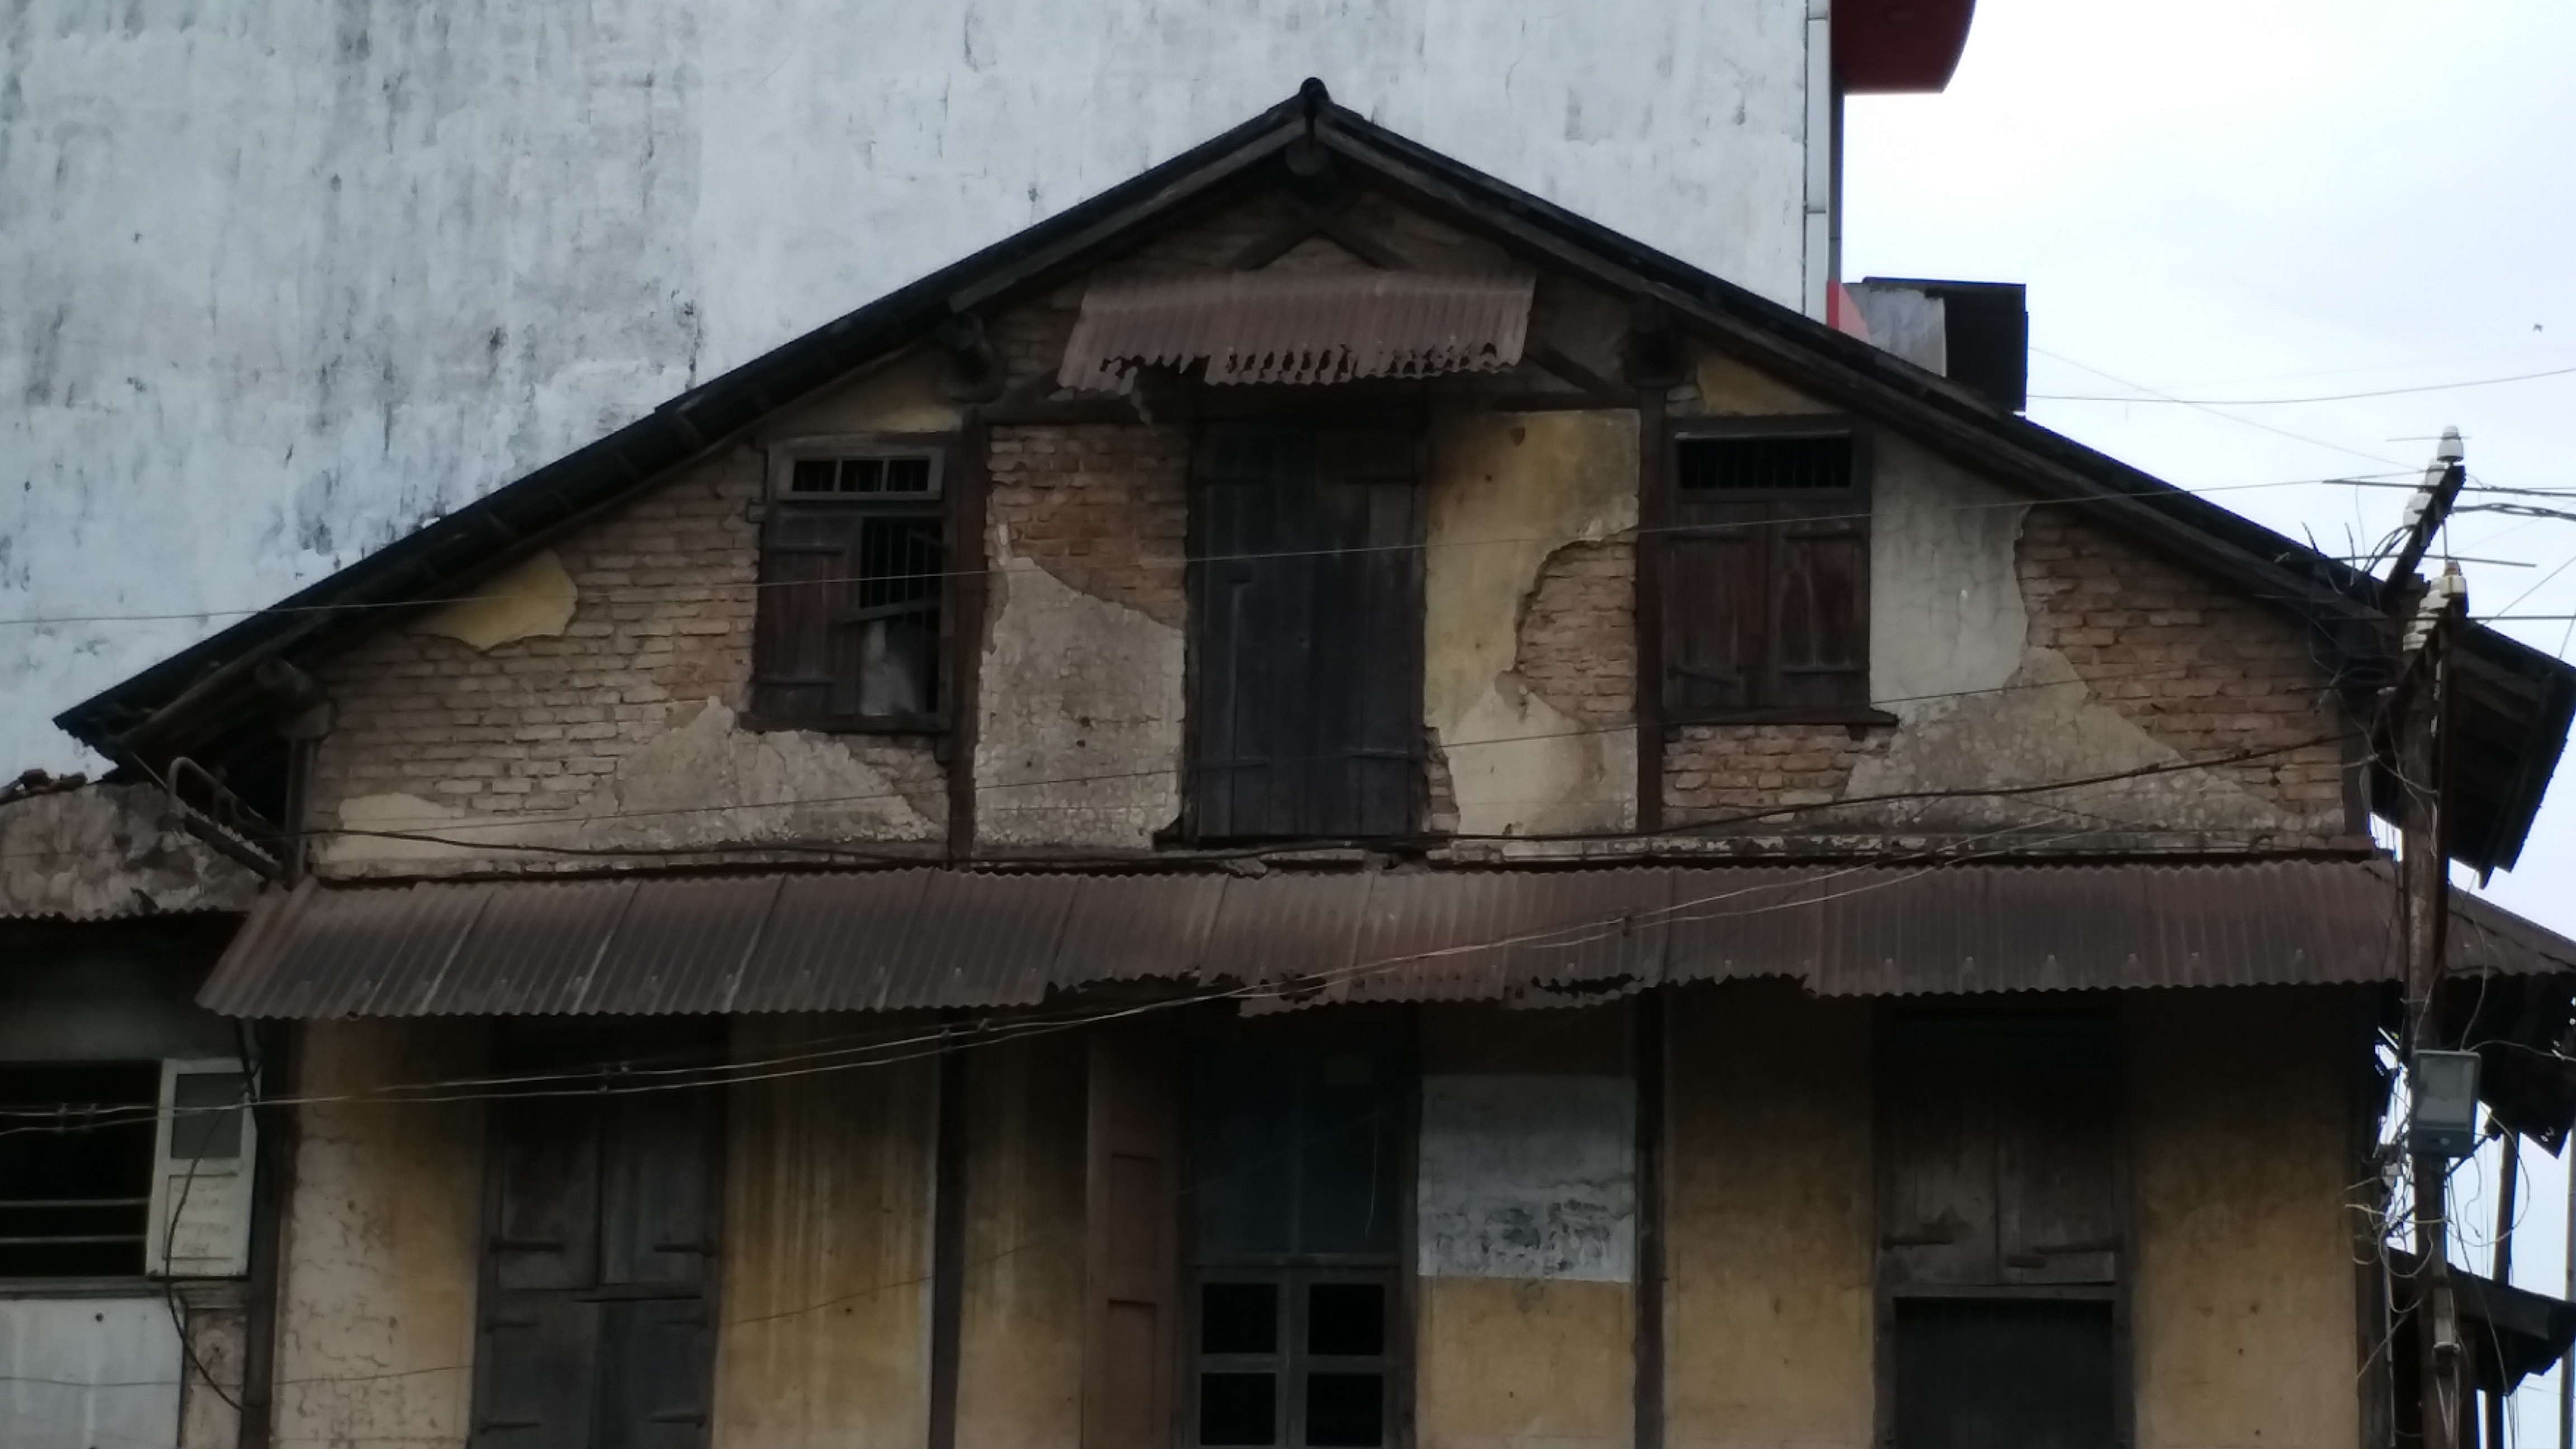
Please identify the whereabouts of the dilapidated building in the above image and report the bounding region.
[42,86,2576,1449]
[0,777,262,1449]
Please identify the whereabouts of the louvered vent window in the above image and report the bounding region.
[752,446,949,732]
[1661,429,1871,718]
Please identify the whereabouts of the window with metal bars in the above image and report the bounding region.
[0,1064,161,1276]
[1660,427,1873,719]
[751,444,950,732]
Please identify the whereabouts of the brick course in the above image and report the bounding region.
[2015,508,2348,826]
[1516,539,1636,728]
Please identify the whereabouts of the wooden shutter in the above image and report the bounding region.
[1188,425,1422,839]
[1662,430,1868,718]
[1879,1015,2119,1289]
[595,1298,718,1448]
[752,509,864,725]
[1085,1025,1180,1449]
[1879,1020,2002,1288]
[486,1093,605,1293]
[599,1086,721,1288]
[1995,1023,2121,1285]
[1663,500,1767,716]
[474,1296,602,1449]
[472,1028,724,1449]
[1767,495,1869,709]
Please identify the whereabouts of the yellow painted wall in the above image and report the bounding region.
[1422,410,1640,840]
[1664,982,1876,1449]
[955,1031,1089,1449]
[1417,1003,1636,1449]
[273,1019,488,1449]
[713,1015,939,1449]
[2128,988,2361,1449]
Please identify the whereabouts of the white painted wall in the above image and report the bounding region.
[0,1296,183,1449]
[0,0,1820,773]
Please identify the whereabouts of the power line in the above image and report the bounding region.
[2034,362,2576,407]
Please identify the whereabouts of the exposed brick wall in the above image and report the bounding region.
[1516,539,1635,727]
[986,424,1190,627]
[2016,508,2348,826]
[1665,725,1874,823]
[310,447,946,831]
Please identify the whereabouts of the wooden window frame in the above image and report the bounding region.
[1175,1012,1417,1449]
[746,433,960,736]
[1657,416,1892,727]
[1870,1003,2134,1449]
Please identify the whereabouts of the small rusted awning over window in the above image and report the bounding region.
[200,859,2576,1020]
[1057,271,1535,391]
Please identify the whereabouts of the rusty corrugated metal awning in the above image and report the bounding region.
[200,860,2576,1019]
[1057,271,1534,391]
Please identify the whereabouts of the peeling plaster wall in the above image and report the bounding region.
[1425,411,1640,840]
[274,1019,486,1449]
[1415,1005,1635,1449]
[1662,425,2349,846]
[310,378,949,878]
[1664,982,1874,1449]
[976,424,1190,851]
[0,783,259,918]
[2127,989,2362,1449]
[1,0,1819,776]
[714,1016,937,1449]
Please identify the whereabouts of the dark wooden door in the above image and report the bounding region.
[470,1030,722,1449]
[1190,425,1423,840]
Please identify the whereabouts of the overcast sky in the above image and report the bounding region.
[1846,0,2576,1429]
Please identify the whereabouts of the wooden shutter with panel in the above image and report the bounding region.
[1878,1012,2123,1289]
[470,1030,722,1449]
[750,444,951,732]
[1189,425,1423,840]
[1085,1025,1180,1449]
[1662,429,1869,719]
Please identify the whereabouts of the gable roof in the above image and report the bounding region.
[58,81,2576,874]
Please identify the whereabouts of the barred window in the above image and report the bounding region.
[751,444,950,731]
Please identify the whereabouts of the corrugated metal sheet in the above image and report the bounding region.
[198,860,2576,1019]
[1056,271,1534,391]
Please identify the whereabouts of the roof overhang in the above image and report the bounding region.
[198,859,2576,1020]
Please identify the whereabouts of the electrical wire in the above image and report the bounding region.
[2033,362,2576,407]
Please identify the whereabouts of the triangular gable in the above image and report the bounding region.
[58,80,2574,872]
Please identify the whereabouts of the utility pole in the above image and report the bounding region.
[2395,427,2469,1449]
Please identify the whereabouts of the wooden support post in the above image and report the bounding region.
[1633,991,1666,1449]
[1633,395,1670,837]
[926,1027,971,1449]
[2488,1131,2520,1449]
